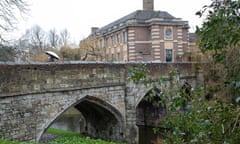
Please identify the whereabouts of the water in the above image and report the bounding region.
[50,114,161,144]
[51,114,81,132]
[138,125,160,144]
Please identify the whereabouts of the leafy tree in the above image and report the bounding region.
[196,0,240,101]
[196,0,240,61]
[129,65,240,144]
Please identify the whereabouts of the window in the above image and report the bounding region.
[123,31,127,43]
[100,39,102,48]
[111,36,114,46]
[117,33,120,44]
[165,28,172,39]
[105,37,109,48]
[166,49,172,62]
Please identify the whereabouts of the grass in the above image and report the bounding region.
[46,128,80,137]
[44,136,123,144]
[0,139,20,144]
[0,128,125,144]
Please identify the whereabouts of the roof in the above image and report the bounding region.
[91,10,188,36]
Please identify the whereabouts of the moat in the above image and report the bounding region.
[50,108,159,144]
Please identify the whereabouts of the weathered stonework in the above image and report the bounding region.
[0,62,203,144]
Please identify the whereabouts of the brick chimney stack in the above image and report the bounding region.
[91,27,99,34]
[143,0,154,11]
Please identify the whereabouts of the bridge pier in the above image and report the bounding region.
[125,109,139,144]
[124,82,139,144]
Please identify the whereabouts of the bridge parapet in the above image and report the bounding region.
[0,62,200,98]
[0,62,127,97]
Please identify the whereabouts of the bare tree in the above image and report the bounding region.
[24,25,46,50]
[60,29,70,46]
[48,28,60,48]
[79,38,104,61]
[0,0,29,43]
[17,25,49,61]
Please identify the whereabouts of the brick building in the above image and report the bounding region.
[80,0,191,62]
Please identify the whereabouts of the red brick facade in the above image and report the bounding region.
[80,0,190,62]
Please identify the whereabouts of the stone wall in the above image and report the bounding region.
[0,86,126,142]
[0,62,126,97]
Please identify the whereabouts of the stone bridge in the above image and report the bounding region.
[0,62,203,144]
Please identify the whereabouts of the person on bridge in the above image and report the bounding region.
[45,51,60,62]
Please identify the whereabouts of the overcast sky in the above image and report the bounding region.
[17,0,211,42]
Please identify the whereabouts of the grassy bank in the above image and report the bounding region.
[0,128,124,144]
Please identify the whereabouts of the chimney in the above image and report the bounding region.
[143,0,154,11]
[91,27,99,34]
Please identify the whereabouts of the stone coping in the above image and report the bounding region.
[0,61,198,65]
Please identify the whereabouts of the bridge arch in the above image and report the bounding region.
[135,79,195,109]
[136,87,166,126]
[135,81,194,127]
[37,87,126,142]
[134,84,152,108]
[74,95,125,141]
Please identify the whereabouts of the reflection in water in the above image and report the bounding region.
[51,115,160,144]
[138,125,159,144]
[51,115,81,132]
